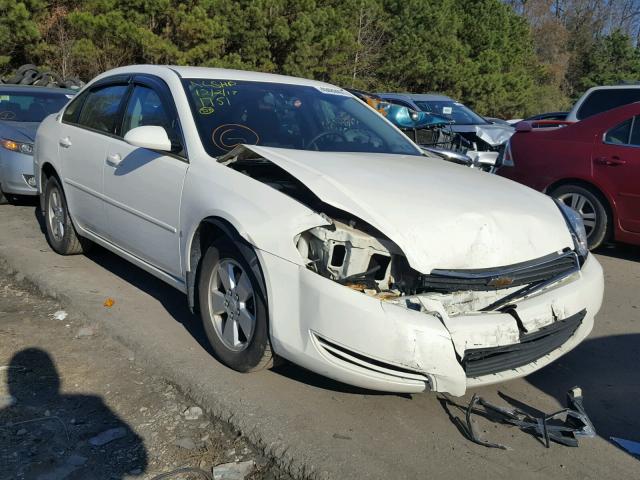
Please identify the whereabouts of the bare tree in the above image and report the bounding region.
[350,0,385,88]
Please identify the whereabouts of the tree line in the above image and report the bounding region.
[1,0,639,118]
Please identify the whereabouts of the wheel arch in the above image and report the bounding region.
[186,216,266,314]
[545,177,616,235]
[39,162,61,213]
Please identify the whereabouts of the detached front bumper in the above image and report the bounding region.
[0,150,37,195]
[262,250,603,396]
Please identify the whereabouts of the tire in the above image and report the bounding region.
[43,176,89,255]
[549,184,610,250]
[0,186,7,205]
[198,238,273,372]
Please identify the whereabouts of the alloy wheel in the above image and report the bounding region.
[208,258,257,352]
[47,186,65,242]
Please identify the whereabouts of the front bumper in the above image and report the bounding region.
[261,251,603,396]
[0,150,37,195]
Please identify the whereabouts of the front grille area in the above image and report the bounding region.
[462,309,586,378]
[421,251,579,292]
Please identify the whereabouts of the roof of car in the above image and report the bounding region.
[377,93,453,102]
[0,84,76,95]
[95,65,341,89]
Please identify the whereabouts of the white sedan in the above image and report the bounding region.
[34,66,603,396]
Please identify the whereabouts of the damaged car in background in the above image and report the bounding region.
[378,92,514,171]
[35,66,603,396]
[347,89,477,167]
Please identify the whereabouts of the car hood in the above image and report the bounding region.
[0,122,38,142]
[450,123,514,146]
[237,145,574,273]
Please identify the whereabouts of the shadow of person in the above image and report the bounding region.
[526,334,640,446]
[0,348,147,479]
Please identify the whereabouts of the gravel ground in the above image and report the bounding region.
[0,270,293,480]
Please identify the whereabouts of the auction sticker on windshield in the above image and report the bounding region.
[314,86,351,96]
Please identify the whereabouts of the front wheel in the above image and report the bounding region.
[550,184,610,250]
[44,176,89,255]
[198,239,273,372]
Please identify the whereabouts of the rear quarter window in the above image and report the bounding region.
[577,89,640,120]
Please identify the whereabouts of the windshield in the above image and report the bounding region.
[414,100,487,125]
[182,79,421,157]
[0,90,73,122]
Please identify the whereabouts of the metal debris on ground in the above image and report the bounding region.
[610,437,640,456]
[150,466,214,480]
[88,426,127,446]
[183,405,204,420]
[463,386,595,450]
[212,460,256,480]
[49,310,68,321]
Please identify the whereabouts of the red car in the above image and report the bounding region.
[498,102,640,249]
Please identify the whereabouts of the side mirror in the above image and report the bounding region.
[124,126,172,151]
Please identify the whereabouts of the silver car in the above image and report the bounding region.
[0,86,74,203]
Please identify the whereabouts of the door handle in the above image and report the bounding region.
[594,156,626,166]
[105,153,122,167]
[59,137,72,148]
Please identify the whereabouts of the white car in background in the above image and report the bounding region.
[35,65,603,396]
[566,84,640,122]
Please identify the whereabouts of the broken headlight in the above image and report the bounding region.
[556,201,589,259]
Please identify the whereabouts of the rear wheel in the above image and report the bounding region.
[550,184,609,250]
[198,238,273,372]
[44,176,89,255]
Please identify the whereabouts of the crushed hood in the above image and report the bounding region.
[450,123,514,146]
[230,145,574,273]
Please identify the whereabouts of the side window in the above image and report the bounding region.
[604,118,633,145]
[605,118,632,144]
[62,91,88,124]
[122,85,182,151]
[76,84,128,134]
[628,116,640,146]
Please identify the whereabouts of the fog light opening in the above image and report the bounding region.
[23,174,36,187]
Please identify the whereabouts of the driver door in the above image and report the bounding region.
[102,78,188,278]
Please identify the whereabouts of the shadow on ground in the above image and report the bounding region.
[594,242,640,262]
[0,348,147,478]
[526,333,640,444]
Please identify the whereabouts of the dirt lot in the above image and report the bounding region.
[0,270,291,480]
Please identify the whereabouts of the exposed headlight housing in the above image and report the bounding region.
[499,141,514,167]
[556,200,589,259]
[1,139,34,155]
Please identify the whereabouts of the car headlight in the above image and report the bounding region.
[555,200,589,258]
[1,139,34,155]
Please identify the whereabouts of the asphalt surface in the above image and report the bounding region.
[0,201,639,479]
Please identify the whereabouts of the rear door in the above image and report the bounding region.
[102,76,187,278]
[592,116,640,232]
[58,79,129,236]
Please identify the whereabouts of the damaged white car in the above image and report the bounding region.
[35,66,604,396]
